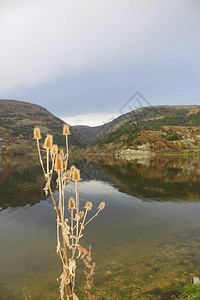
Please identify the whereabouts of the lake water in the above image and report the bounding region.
[1,155,200,299]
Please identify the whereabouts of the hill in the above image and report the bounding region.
[74,105,200,143]
[0,99,85,154]
[1,101,200,156]
[98,105,200,141]
[74,105,200,156]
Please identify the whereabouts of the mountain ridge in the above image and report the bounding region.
[73,105,200,142]
[1,99,200,155]
[0,99,86,150]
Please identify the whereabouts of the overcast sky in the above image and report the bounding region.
[0,0,200,126]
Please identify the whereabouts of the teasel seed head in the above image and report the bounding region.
[70,165,76,173]
[64,170,71,182]
[63,124,70,135]
[43,134,53,149]
[72,169,81,181]
[99,202,105,210]
[51,144,58,155]
[68,197,75,210]
[76,213,82,221]
[58,149,64,158]
[79,211,84,219]
[54,154,63,172]
[85,202,92,211]
[66,170,71,177]
[33,127,41,139]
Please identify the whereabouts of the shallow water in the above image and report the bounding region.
[1,156,200,299]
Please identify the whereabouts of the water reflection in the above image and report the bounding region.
[0,156,44,210]
[1,155,200,210]
[87,156,200,201]
[1,155,200,299]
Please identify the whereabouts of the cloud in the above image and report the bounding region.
[0,0,199,91]
[61,113,120,126]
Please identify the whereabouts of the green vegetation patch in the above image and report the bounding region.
[176,283,200,299]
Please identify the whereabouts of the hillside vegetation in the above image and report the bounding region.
[0,99,85,154]
[1,100,200,156]
[77,105,200,156]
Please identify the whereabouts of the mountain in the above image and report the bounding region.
[74,105,200,156]
[74,105,200,143]
[1,100,200,156]
[73,112,132,142]
[0,99,86,150]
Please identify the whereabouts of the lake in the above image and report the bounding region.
[1,155,200,299]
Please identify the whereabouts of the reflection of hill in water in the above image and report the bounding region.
[0,156,44,210]
[94,156,200,201]
[1,155,200,209]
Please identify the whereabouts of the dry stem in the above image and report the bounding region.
[34,126,105,299]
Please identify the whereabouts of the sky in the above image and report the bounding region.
[0,0,200,126]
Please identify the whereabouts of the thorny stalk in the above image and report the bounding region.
[33,126,105,300]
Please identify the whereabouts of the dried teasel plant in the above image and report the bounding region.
[34,125,105,300]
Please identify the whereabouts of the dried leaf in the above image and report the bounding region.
[56,241,61,254]
[69,260,76,277]
[83,258,92,269]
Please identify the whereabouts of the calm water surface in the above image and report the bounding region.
[1,156,200,299]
